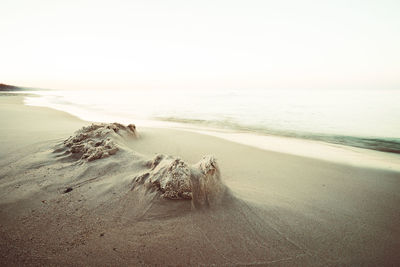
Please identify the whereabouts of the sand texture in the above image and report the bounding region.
[0,95,400,266]
[61,122,137,161]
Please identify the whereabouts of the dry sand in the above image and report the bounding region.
[0,95,399,266]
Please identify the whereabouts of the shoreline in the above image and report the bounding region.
[12,91,400,172]
[187,128,400,172]
[20,88,400,156]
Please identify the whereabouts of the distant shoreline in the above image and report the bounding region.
[0,83,49,91]
[0,83,23,91]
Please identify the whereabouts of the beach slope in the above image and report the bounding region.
[0,95,399,266]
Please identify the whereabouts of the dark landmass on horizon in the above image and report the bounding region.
[0,83,49,91]
[0,83,25,91]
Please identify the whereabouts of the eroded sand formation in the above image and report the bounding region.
[62,122,137,161]
[133,154,224,206]
[135,155,193,199]
[58,123,225,206]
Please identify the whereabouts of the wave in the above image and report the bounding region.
[157,116,400,154]
[21,89,400,155]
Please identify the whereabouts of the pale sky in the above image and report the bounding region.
[1,0,400,90]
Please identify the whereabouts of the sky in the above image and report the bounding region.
[1,0,400,90]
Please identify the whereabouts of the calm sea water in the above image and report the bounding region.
[23,88,400,154]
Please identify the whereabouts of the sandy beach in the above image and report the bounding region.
[0,94,399,266]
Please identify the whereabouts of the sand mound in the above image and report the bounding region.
[54,123,226,208]
[53,123,226,208]
[61,123,137,161]
[133,154,225,207]
[191,155,225,208]
[134,155,192,199]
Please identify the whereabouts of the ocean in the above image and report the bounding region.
[22,88,400,154]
